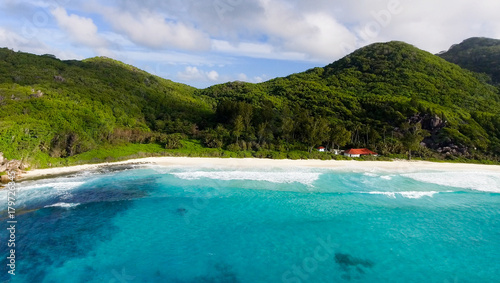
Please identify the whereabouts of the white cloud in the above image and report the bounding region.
[177,66,219,82]
[3,0,500,88]
[0,26,29,49]
[206,70,219,81]
[253,76,265,83]
[114,49,224,67]
[237,73,248,81]
[251,0,358,61]
[97,6,211,51]
[287,12,358,60]
[212,40,309,61]
[236,73,267,84]
[0,26,82,59]
[43,0,500,65]
[208,0,500,60]
[51,7,108,48]
[343,0,500,53]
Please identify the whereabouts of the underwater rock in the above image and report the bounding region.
[176,208,188,216]
[335,252,374,275]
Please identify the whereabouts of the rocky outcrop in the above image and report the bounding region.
[408,113,446,133]
[5,160,22,171]
[54,75,65,82]
[29,89,44,98]
[1,175,10,184]
[0,152,25,183]
[406,113,472,157]
[436,144,469,156]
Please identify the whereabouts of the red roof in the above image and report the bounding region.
[345,148,377,155]
[318,146,326,149]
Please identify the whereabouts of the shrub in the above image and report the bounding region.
[227,143,241,152]
[271,151,287,159]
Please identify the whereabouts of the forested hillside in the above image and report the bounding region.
[438,37,500,85]
[0,48,212,166]
[1,40,500,168]
[199,41,500,160]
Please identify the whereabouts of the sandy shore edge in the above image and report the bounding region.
[20,157,500,180]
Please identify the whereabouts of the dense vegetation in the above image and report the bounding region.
[197,41,500,161]
[438,37,500,85]
[0,48,212,167]
[1,40,500,168]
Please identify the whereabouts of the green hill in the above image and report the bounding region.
[199,41,500,160]
[1,41,500,168]
[438,37,500,85]
[0,48,212,166]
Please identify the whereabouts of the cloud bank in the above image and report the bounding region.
[1,0,499,87]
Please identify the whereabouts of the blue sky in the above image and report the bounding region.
[1,0,499,88]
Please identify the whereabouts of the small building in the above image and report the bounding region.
[317,146,326,152]
[344,148,378,158]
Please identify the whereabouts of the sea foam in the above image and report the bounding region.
[20,181,86,191]
[402,172,500,193]
[44,202,80,208]
[367,191,440,199]
[0,181,86,205]
[171,171,321,186]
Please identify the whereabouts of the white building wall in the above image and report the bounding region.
[344,153,360,157]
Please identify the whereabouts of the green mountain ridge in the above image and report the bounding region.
[198,41,500,157]
[438,37,500,85]
[0,48,212,165]
[1,40,500,168]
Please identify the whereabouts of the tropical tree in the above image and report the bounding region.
[304,117,331,152]
[232,115,244,142]
[400,122,429,160]
[329,125,352,150]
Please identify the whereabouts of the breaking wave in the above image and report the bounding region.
[366,191,448,199]
[44,202,80,208]
[0,181,87,206]
[402,172,500,193]
[170,171,321,186]
[20,181,86,191]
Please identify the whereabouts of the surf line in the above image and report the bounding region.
[5,170,17,276]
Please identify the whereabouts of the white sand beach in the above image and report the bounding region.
[21,157,500,180]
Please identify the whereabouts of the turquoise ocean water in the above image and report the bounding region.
[1,164,499,282]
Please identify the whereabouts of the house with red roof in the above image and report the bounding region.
[344,148,378,158]
[317,146,326,152]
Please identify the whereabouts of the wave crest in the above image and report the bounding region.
[171,171,321,186]
[20,181,86,191]
[44,202,80,208]
[402,172,500,193]
[367,191,447,199]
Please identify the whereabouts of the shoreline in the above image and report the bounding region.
[20,156,500,180]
